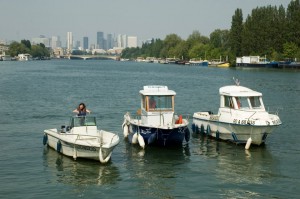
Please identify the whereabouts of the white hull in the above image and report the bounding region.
[44,128,119,163]
[193,117,279,145]
[192,84,282,147]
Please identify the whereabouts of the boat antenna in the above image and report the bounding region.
[233,77,240,86]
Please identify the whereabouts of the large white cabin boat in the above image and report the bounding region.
[122,85,190,148]
[18,53,32,61]
[192,83,281,148]
[44,116,120,163]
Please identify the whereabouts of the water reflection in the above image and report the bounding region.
[191,132,279,198]
[43,146,121,186]
[122,141,190,198]
[192,132,277,183]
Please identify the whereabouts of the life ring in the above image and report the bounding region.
[176,115,183,124]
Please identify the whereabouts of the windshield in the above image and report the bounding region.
[249,96,262,108]
[146,95,173,111]
[236,97,249,109]
[70,116,96,127]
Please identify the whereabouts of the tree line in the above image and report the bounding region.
[7,40,50,59]
[122,0,300,64]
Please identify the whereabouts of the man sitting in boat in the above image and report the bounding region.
[236,97,241,109]
[73,102,91,116]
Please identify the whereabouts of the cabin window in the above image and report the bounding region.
[142,95,146,110]
[148,95,173,111]
[236,97,249,109]
[249,96,261,108]
[224,96,234,108]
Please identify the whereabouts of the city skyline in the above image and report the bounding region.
[0,0,291,44]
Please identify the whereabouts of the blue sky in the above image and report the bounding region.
[0,0,291,44]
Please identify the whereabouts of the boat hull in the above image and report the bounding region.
[126,122,190,147]
[192,117,279,145]
[236,62,278,68]
[44,129,119,163]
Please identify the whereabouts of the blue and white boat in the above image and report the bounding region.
[236,56,278,68]
[122,85,190,148]
[192,80,281,149]
[189,59,209,66]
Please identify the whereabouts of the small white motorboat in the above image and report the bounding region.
[43,116,120,163]
[122,85,190,148]
[192,81,282,149]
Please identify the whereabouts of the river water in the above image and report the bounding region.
[0,60,299,199]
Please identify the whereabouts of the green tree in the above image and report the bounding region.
[272,5,287,53]
[188,43,209,60]
[160,34,182,58]
[172,40,189,59]
[286,0,300,47]
[186,31,209,48]
[31,45,44,58]
[210,29,230,49]
[8,41,30,57]
[30,43,50,58]
[21,39,31,49]
[230,8,243,57]
[283,42,299,59]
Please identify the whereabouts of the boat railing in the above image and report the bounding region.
[71,134,100,140]
[268,107,282,116]
[71,132,118,146]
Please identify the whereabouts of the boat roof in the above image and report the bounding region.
[219,85,262,97]
[139,85,176,96]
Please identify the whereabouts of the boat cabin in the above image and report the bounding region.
[68,116,97,134]
[139,85,176,126]
[219,86,265,111]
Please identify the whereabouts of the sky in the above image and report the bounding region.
[0,0,292,45]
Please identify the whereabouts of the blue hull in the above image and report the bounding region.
[236,62,278,68]
[128,124,190,147]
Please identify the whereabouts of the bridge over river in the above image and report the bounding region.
[65,55,120,60]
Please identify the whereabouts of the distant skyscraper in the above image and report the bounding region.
[107,33,113,49]
[122,35,127,48]
[75,41,80,49]
[32,35,50,47]
[51,36,61,49]
[83,37,89,50]
[117,34,122,48]
[127,36,138,48]
[67,32,73,51]
[97,31,104,49]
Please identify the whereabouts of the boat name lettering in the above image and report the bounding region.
[233,119,255,125]
[76,145,97,151]
[141,129,151,134]
[209,115,219,121]
[272,119,281,125]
